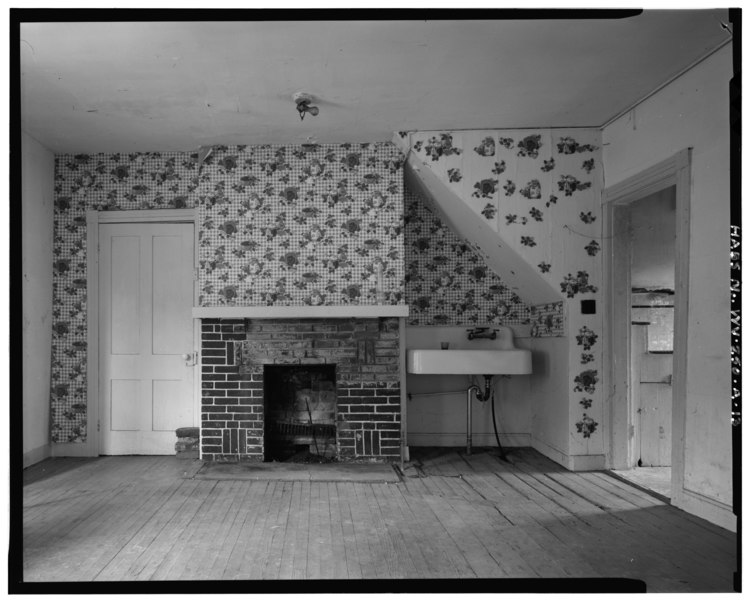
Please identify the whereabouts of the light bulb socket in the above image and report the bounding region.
[293,92,319,120]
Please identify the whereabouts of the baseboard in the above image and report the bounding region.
[531,436,569,468]
[531,437,605,471]
[407,432,531,447]
[23,444,51,468]
[51,440,98,457]
[676,486,737,532]
[567,454,606,471]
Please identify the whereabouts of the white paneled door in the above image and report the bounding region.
[99,222,196,455]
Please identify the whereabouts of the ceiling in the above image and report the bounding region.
[19,11,731,154]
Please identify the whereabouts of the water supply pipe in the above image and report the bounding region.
[466,384,479,455]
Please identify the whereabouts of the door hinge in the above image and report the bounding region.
[193,268,199,281]
[97,420,100,432]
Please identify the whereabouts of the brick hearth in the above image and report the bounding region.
[200,317,401,462]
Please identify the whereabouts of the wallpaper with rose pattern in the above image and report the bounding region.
[51,138,572,444]
[198,144,405,306]
[404,183,564,332]
[50,143,404,442]
[397,129,602,449]
[405,183,528,326]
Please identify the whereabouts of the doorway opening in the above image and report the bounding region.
[603,149,691,505]
[615,188,676,499]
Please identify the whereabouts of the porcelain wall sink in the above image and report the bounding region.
[407,348,532,375]
[406,326,532,375]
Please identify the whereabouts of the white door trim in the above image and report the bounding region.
[84,208,198,457]
[96,208,197,223]
[602,149,691,507]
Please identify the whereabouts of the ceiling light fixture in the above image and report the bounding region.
[293,92,320,120]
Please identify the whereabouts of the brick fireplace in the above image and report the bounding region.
[199,316,403,462]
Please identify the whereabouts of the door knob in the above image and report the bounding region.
[182,351,197,366]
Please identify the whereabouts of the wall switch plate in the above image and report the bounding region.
[581,299,596,314]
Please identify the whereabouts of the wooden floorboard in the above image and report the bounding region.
[502,448,730,591]
[462,455,600,578]
[119,479,210,581]
[223,481,274,580]
[402,477,478,578]
[259,481,292,580]
[19,449,737,590]
[507,451,697,589]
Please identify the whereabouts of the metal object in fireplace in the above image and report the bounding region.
[264,364,338,462]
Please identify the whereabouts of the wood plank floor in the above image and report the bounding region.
[20,448,736,590]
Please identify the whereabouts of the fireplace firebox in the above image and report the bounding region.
[264,364,337,462]
[199,317,402,462]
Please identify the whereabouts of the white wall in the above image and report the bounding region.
[528,335,572,465]
[22,131,55,467]
[603,43,734,529]
[405,325,533,448]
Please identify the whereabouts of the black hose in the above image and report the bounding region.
[490,386,509,462]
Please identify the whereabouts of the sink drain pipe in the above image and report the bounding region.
[466,375,495,455]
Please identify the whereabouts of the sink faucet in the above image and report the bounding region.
[466,327,499,340]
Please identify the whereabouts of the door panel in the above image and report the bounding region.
[110,235,141,355]
[152,234,191,355]
[152,379,191,431]
[110,379,140,431]
[100,222,195,455]
[639,382,672,466]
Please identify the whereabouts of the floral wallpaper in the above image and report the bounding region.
[529,302,565,338]
[50,143,404,443]
[396,128,603,452]
[398,129,601,294]
[198,144,404,306]
[404,184,531,326]
[51,151,201,442]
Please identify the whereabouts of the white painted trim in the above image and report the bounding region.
[602,203,633,470]
[192,215,201,457]
[602,149,692,508]
[23,443,51,468]
[408,432,531,448]
[192,304,410,319]
[531,436,569,468]
[84,211,100,457]
[671,149,692,505]
[399,317,408,470]
[95,208,196,223]
[532,436,606,471]
[602,154,678,206]
[82,208,198,458]
[566,454,606,472]
[51,442,96,458]
[676,488,736,532]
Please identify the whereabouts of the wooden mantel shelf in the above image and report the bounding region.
[192,304,410,319]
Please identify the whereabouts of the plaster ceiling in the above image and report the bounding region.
[19,11,731,154]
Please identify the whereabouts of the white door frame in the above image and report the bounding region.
[602,149,691,504]
[84,209,199,457]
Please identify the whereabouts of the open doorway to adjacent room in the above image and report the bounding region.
[615,187,676,499]
[604,150,691,504]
